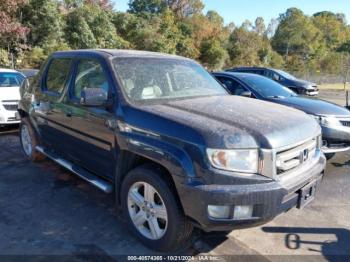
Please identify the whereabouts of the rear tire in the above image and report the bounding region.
[20,118,45,162]
[121,165,193,252]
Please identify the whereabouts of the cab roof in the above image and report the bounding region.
[227,66,274,71]
[52,49,190,60]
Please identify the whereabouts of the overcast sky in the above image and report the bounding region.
[113,0,350,25]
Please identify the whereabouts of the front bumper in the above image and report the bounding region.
[178,155,326,232]
[0,104,20,125]
[306,90,319,96]
[321,124,350,154]
[301,87,318,96]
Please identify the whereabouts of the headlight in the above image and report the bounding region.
[308,115,340,127]
[207,149,259,173]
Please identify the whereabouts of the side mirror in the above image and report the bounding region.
[80,88,108,107]
[241,91,252,98]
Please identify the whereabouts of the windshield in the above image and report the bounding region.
[0,72,25,87]
[237,74,297,98]
[113,57,227,103]
[275,70,296,80]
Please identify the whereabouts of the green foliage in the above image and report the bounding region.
[312,11,350,50]
[200,39,227,70]
[228,26,264,66]
[65,4,129,49]
[272,8,322,58]
[21,47,47,68]
[319,52,343,74]
[128,0,166,14]
[338,41,350,53]
[21,0,64,47]
[0,0,349,75]
[0,49,10,67]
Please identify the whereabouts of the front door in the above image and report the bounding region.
[62,58,116,179]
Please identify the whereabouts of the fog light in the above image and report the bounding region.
[234,205,253,219]
[208,205,231,219]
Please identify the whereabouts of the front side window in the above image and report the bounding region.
[46,58,72,94]
[217,77,248,96]
[275,70,296,80]
[113,58,227,103]
[74,59,110,99]
[0,72,24,87]
[236,74,296,98]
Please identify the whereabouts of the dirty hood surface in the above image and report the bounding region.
[0,86,20,101]
[141,95,320,149]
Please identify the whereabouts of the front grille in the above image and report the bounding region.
[3,104,18,111]
[276,138,317,175]
[340,121,350,127]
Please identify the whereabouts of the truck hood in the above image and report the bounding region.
[135,96,320,149]
[266,96,350,117]
[0,86,20,101]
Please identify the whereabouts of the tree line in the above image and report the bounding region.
[1,0,350,78]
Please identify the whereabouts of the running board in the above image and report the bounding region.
[36,146,113,193]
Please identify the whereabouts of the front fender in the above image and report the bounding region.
[119,131,197,179]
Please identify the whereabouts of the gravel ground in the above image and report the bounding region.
[0,90,349,261]
[318,89,348,106]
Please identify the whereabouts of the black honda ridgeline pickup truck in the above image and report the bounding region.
[18,50,326,252]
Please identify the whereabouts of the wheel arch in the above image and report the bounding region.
[114,150,185,213]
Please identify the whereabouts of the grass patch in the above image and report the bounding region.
[318,83,348,90]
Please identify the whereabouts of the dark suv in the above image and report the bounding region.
[18,50,325,252]
[227,67,319,96]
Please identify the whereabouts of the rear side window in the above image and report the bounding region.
[255,70,265,75]
[45,58,72,94]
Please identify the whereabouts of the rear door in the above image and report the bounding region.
[62,57,116,179]
[34,56,74,154]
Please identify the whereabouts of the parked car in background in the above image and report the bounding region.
[213,72,350,159]
[18,49,325,251]
[226,67,319,96]
[0,69,25,126]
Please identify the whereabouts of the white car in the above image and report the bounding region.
[0,69,25,126]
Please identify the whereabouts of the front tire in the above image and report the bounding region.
[121,165,193,252]
[20,118,45,162]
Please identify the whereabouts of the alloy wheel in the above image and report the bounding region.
[127,182,168,240]
[21,124,32,156]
